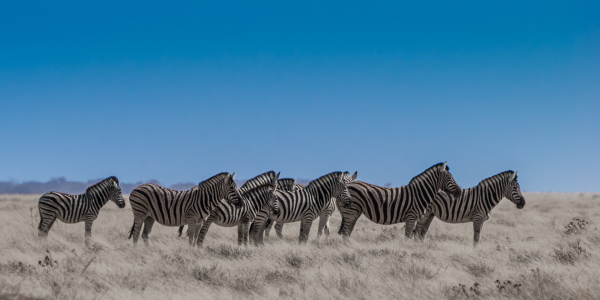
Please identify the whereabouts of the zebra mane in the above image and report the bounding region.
[242,181,277,195]
[307,172,343,189]
[277,178,298,192]
[477,171,515,188]
[241,171,277,191]
[409,163,446,185]
[85,176,119,194]
[197,172,231,191]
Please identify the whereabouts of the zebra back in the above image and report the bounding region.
[241,171,278,193]
[277,178,300,191]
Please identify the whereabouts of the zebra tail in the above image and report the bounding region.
[128,222,135,239]
[37,214,43,231]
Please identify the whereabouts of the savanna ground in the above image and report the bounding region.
[0,193,599,300]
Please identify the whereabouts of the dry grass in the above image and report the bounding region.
[0,192,599,299]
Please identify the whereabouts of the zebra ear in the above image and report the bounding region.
[352,171,358,181]
[510,171,517,181]
[442,161,447,171]
[231,172,236,180]
[273,172,280,184]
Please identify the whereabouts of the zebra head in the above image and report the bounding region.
[225,172,244,209]
[437,162,462,198]
[505,171,525,209]
[333,172,354,208]
[109,177,126,208]
[267,173,281,216]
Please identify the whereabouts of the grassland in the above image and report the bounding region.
[0,192,599,299]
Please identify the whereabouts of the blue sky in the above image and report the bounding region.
[0,1,598,192]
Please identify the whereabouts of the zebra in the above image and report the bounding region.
[177,171,279,237]
[263,179,305,239]
[337,162,462,239]
[250,171,357,245]
[266,173,356,240]
[413,171,525,246]
[263,173,357,239]
[195,173,282,246]
[128,172,243,246]
[37,176,125,245]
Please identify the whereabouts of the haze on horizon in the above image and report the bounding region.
[0,1,598,192]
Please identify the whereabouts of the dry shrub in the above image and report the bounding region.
[310,237,343,249]
[389,261,437,281]
[465,260,495,277]
[339,252,362,270]
[447,282,481,299]
[264,270,298,285]
[509,250,543,265]
[565,218,589,234]
[495,279,522,294]
[552,240,591,264]
[376,226,400,242]
[206,244,253,259]
[495,218,516,227]
[0,261,35,275]
[192,263,263,293]
[285,252,304,268]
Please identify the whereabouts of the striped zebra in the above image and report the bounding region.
[251,171,356,245]
[196,174,281,246]
[263,179,305,239]
[193,171,282,246]
[37,176,125,245]
[337,162,462,238]
[128,172,242,246]
[413,171,525,245]
[177,171,279,238]
[264,174,356,239]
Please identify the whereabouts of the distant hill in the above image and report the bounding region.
[0,177,313,194]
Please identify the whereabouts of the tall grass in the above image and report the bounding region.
[0,192,599,299]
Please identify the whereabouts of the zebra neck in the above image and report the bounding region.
[304,184,332,204]
[480,181,508,210]
[85,181,111,208]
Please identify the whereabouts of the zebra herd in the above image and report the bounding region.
[37,162,525,247]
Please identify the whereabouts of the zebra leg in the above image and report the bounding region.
[130,217,144,244]
[84,220,93,246]
[264,219,273,238]
[473,221,484,246]
[192,220,204,246]
[338,205,362,237]
[275,223,284,239]
[317,214,330,238]
[178,226,185,237]
[196,216,215,247]
[299,216,315,244]
[418,214,436,239]
[141,217,155,246]
[38,214,57,238]
[187,220,197,246]
[241,222,251,246]
[404,218,417,238]
[237,225,244,246]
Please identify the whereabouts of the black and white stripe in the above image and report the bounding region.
[264,173,357,239]
[194,172,282,246]
[337,162,462,238]
[177,171,279,238]
[251,171,356,244]
[128,172,243,246]
[414,171,524,245]
[37,176,125,245]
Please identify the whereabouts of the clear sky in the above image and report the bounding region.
[1,1,598,192]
